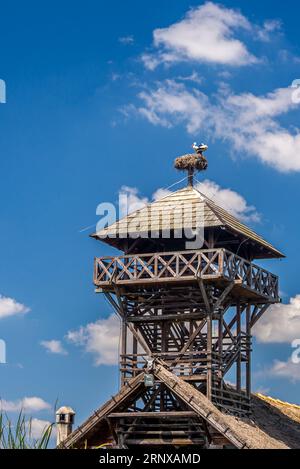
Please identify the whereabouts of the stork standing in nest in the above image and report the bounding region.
[174,142,208,187]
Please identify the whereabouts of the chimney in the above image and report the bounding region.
[56,406,75,446]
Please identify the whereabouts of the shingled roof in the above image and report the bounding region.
[91,186,284,259]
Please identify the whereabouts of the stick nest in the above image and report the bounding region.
[174,154,208,172]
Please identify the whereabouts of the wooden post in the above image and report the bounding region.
[236,301,241,393]
[188,167,194,187]
[246,304,251,398]
[121,318,127,388]
[132,326,137,378]
[208,229,215,249]
[160,321,169,411]
[206,308,212,402]
[218,308,223,400]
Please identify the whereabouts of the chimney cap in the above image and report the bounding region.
[56,406,75,416]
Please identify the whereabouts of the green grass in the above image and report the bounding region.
[0,412,54,449]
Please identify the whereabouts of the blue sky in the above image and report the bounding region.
[1,0,300,437]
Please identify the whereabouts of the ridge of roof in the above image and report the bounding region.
[256,394,300,411]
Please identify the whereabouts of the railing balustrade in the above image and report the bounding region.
[94,249,279,300]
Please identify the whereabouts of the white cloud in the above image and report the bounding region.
[27,418,55,440]
[137,80,209,134]
[40,340,68,356]
[152,187,174,201]
[0,295,30,319]
[176,71,203,85]
[119,35,134,45]
[135,80,300,173]
[0,397,51,413]
[196,180,260,222]
[140,54,161,72]
[119,186,149,216]
[67,314,120,366]
[254,295,300,344]
[213,86,300,173]
[142,2,260,69]
[111,73,121,82]
[256,20,281,42]
[269,359,300,383]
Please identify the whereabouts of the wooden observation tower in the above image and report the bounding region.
[62,144,284,449]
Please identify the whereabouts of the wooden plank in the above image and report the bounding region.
[127,312,204,323]
[236,301,241,393]
[246,304,251,398]
[206,310,212,401]
[197,279,211,313]
[123,438,204,445]
[108,411,197,418]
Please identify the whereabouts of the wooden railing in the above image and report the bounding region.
[94,249,279,300]
[120,351,220,382]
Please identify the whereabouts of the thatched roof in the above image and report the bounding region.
[60,363,300,450]
[225,394,300,449]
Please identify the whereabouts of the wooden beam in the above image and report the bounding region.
[206,310,212,401]
[250,303,270,328]
[108,411,197,419]
[246,304,251,398]
[120,318,127,387]
[236,301,241,393]
[123,438,204,445]
[112,285,152,357]
[171,319,207,367]
[127,312,204,323]
[197,279,211,313]
[213,283,234,312]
